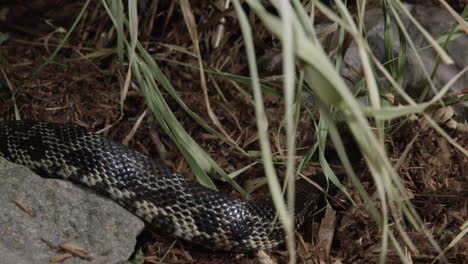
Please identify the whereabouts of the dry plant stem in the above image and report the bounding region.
[393,132,420,171]
[122,109,147,146]
[11,200,35,217]
[438,0,468,34]
[180,0,237,147]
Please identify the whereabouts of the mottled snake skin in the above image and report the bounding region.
[0,120,326,251]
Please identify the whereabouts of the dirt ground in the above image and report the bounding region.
[0,1,466,263]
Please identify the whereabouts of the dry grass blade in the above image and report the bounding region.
[11,200,35,217]
[233,0,295,260]
[431,221,468,264]
[179,0,237,147]
[438,0,468,33]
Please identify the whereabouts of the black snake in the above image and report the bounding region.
[0,120,328,251]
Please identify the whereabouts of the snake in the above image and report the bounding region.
[0,120,328,252]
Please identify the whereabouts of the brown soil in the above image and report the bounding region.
[0,1,466,264]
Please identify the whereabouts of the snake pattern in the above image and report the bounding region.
[0,120,327,251]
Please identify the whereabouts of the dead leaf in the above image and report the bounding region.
[317,206,336,258]
[431,106,454,124]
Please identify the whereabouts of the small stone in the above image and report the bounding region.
[0,157,145,264]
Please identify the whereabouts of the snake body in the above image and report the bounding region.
[0,120,326,251]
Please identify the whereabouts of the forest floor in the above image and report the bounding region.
[0,1,466,263]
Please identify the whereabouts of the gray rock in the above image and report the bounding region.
[263,4,467,120]
[344,5,468,87]
[0,157,145,264]
[409,4,468,69]
[340,4,468,120]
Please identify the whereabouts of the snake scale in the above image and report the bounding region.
[0,120,327,251]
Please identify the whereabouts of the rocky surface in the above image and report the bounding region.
[261,4,467,121]
[341,4,468,120]
[0,157,145,264]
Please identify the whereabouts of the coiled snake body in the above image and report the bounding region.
[0,120,326,251]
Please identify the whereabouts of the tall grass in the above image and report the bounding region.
[93,1,467,263]
[235,1,467,263]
